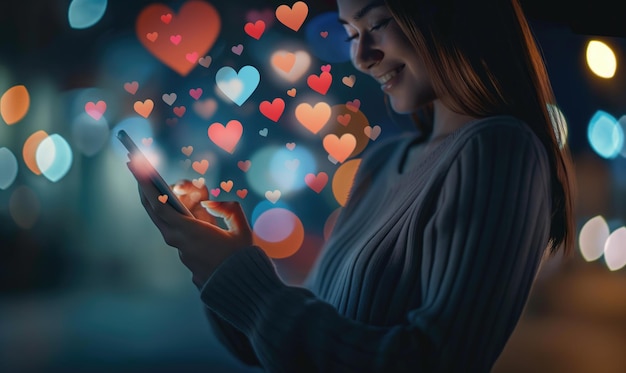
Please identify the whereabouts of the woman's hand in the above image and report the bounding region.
[127,156,253,289]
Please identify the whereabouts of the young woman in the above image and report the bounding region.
[127,0,575,371]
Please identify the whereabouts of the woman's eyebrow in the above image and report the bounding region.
[338,0,386,24]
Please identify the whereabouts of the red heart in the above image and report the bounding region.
[136,1,221,76]
[259,98,285,122]
[173,106,186,117]
[244,20,265,40]
[337,113,351,126]
[305,172,328,193]
[307,71,332,95]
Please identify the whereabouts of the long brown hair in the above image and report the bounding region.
[384,0,576,256]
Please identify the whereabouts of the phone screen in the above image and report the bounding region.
[117,130,194,217]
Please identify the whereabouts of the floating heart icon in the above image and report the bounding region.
[271,50,310,82]
[275,1,308,32]
[216,65,260,106]
[244,20,265,40]
[304,172,328,193]
[295,102,331,134]
[259,98,285,122]
[85,100,106,120]
[208,119,243,154]
[307,71,332,95]
[136,1,221,76]
[323,133,356,163]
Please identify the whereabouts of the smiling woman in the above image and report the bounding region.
[126,0,576,372]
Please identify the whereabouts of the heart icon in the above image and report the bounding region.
[342,74,356,87]
[231,44,244,55]
[307,71,332,95]
[337,113,351,126]
[210,188,221,197]
[244,20,265,40]
[181,146,193,157]
[192,177,205,188]
[158,195,169,204]
[124,81,139,95]
[304,172,328,193]
[162,92,177,106]
[271,50,310,82]
[208,119,243,154]
[189,88,203,100]
[364,125,381,140]
[173,106,186,117]
[285,142,296,150]
[237,160,251,172]
[193,98,217,120]
[259,98,285,122]
[323,133,356,163]
[192,159,209,174]
[236,189,248,199]
[216,65,260,106]
[259,128,268,137]
[220,180,233,192]
[295,102,331,134]
[85,100,106,120]
[265,189,281,204]
[346,99,360,112]
[136,1,221,76]
[287,88,296,97]
[275,1,308,32]
[134,99,154,118]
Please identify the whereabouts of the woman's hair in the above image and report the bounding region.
[383,0,576,256]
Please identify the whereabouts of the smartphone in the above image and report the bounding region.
[117,130,194,217]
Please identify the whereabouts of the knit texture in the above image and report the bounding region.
[201,115,552,372]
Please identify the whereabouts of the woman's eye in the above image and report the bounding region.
[344,34,358,42]
[370,18,392,31]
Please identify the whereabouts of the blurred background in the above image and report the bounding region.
[0,0,625,372]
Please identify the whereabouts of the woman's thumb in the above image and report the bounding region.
[201,200,250,234]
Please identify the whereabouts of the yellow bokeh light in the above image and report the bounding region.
[586,40,617,79]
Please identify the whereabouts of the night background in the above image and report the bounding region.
[0,0,625,372]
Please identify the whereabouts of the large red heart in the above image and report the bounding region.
[136,1,221,76]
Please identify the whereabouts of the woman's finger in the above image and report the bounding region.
[200,201,252,238]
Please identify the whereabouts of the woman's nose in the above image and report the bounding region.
[352,36,383,72]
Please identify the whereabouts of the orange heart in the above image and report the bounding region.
[181,145,193,156]
[220,180,233,192]
[323,133,356,163]
[342,74,356,87]
[287,88,296,97]
[136,1,221,76]
[271,51,296,73]
[192,159,209,174]
[295,102,331,134]
[158,194,168,204]
[133,99,154,118]
[236,189,248,199]
[275,1,308,32]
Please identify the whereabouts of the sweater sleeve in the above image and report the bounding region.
[203,306,261,367]
[200,123,552,372]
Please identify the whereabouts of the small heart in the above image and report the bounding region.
[337,113,351,126]
[231,44,244,55]
[199,55,212,68]
[342,75,356,88]
[364,125,381,140]
[320,64,331,73]
[304,172,328,193]
[236,189,248,199]
[181,146,193,157]
[286,142,296,150]
[124,81,139,95]
[170,34,182,45]
[287,88,296,97]
[192,177,205,189]
[142,137,153,147]
[160,13,172,24]
[146,32,158,42]
[244,20,265,40]
[192,159,209,174]
[237,160,251,172]
[320,31,328,38]
[265,189,281,204]
[220,180,233,192]
[173,106,186,117]
[85,100,106,120]
[134,99,154,118]
[189,88,203,100]
[158,194,168,204]
[185,52,198,63]
[259,128,268,137]
[210,188,221,197]
[162,93,177,106]
[346,99,360,112]
[285,158,299,171]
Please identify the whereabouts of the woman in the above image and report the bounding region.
[127,0,575,371]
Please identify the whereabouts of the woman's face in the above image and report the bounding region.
[337,0,436,113]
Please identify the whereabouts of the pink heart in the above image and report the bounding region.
[231,44,244,55]
[189,88,203,100]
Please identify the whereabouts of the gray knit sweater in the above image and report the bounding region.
[200,115,551,372]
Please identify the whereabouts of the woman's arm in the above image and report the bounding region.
[204,306,261,367]
[200,123,551,372]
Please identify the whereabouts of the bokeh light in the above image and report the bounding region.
[0,147,18,190]
[332,158,361,206]
[547,103,568,149]
[1,84,30,125]
[579,215,610,262]
[323,207,342,241]
[9,185,40,229]
[22,130,49,175]
[36,134,74,183]
[68,0,108,29]
[586,40,617,78]
[252,207,304,259]
[604,227,626,271]
[587,110,623,159]
[72,113,110,156]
